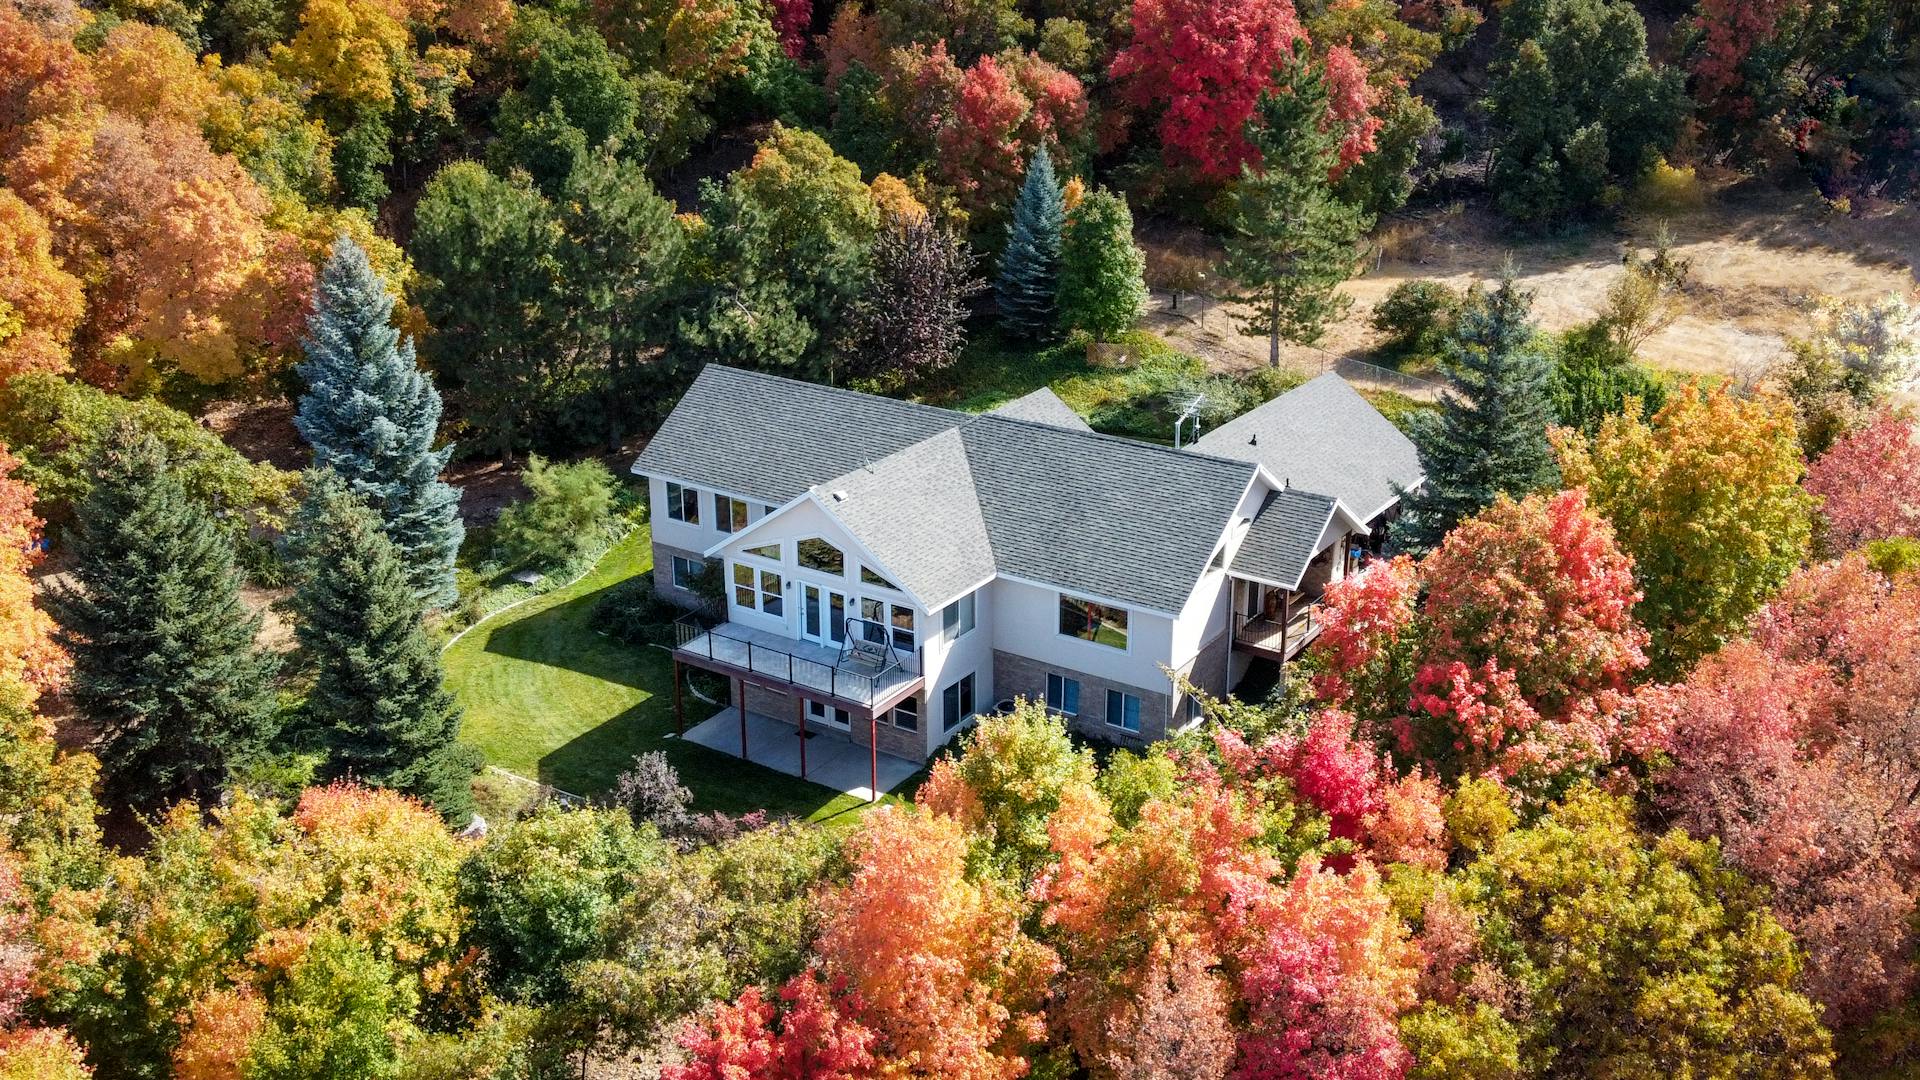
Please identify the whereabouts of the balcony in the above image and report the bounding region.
[672,607,924,714]
[1232,597,1321,661]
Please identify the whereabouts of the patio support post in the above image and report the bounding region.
[738,677,749,762]
[672,658,684,735]
[870,714,879,803]
[796,693,807,779]
[1280,589,1291,667]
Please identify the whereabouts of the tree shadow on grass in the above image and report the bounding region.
[479,580,649,691]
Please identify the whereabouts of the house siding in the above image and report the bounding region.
[991,648,1172,747]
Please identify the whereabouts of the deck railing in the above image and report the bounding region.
[1233,604,1320,658]
[674,613,924,708]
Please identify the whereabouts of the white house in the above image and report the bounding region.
[632,365,1421,788]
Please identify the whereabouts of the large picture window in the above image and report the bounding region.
[1058,594,1128,650]
[714,493,749,533]
[732,562,784,616]
[859,598,916,651]
[797,538,845,575]
[665,481,700,524]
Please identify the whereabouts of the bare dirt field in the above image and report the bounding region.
[1144,188,1919,388]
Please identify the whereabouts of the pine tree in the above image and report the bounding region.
[1222,43,1374,367]
[297,236,466,610]
[1057,187,1148,341]
[995,146,1065,336]
[49,423,280,807]
[1391,272,1562,553]
[286,474,478,822]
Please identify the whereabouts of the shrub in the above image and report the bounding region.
[591,577,686,646]
[1371,280,1462,361]
[1633,157,1706,214]
[605,751,695,837]
[491,456,624,570]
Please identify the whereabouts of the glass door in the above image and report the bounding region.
[801,582,851,647]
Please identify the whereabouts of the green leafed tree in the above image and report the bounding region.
[1223,42,1374,368]
[285,474,478,822]
[296,236,465,610]
[995,146,1065,337]
[1057,187,1148,341]
[410,162,563,458]
[1391,272,1560,553]
[1483,0,1687,224]
[49,424,280,807]
[489,8,641,195]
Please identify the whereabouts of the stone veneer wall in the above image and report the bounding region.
[737,681,924,761]
[651,541,711,607]
[991,648,1172,747]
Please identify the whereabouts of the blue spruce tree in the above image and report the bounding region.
[995,146,1065,336]
[296,236,465,609]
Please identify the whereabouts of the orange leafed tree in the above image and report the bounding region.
[815,807,1057,1080]
[0,189,83,380]
[0,446,64,698]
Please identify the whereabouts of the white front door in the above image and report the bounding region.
[800,582,851,647]
[806,698,852,730]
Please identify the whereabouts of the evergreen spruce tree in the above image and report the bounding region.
[49,423,280,807]
[1057,187,1148,341]
[1391,272,1562,553]
[1223,43,1374,367]
[297,236,465,609]
[287,473,479,822]
[995,146,1065,336]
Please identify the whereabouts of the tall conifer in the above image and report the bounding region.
[296,236,465,609]
[287,474,478,821]
[1392,272,1562,553]
[50,424,280,806]
[995,146,1065,336]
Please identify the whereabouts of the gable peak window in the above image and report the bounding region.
[860,566,898,590]
[743,542,781,561]
[797,538,845,575]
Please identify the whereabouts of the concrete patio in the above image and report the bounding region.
[679,707,920,802]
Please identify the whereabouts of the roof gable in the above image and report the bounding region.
[1190,373,1422,522]
[987,387,1092,431]
[813,429,996,610]
[1231,488,1338,590]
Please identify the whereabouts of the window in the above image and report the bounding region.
[671,556,705,590]
[892,696,919,732]
[714,493,749,533]
[861,566,897,589]
[1209,544,1227,571]
[665,481,700,524]
[744,543,780,561]
[942,673,976,731]
[942,592,976,639]
[1105,689,1142,733]
[1045,673,1080,717]
[1059,593,1128,650]
[732,562,784,616]
[860,598,916,651]
[1179,693,1204,729]
[797,538,844,575]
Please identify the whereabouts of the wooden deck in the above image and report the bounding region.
[1233,606,1320,660]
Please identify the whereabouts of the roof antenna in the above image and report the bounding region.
[1173,393,1207,450]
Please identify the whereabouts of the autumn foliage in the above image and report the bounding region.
[0,448,63,699]
[1804,409,1920,553]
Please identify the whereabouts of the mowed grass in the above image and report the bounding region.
[445,526,902,825]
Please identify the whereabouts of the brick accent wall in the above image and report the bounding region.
[991,649,1171,747]
[738,681,925,761]
[652,541,711,607]
[1173,630,1232,722]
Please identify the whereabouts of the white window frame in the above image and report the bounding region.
[942,591,976,640]
[671,555,705,590]
[1059,592,1129,652]
[731,560,784,618]
[713,493,750,533]
[1045,672,1080,717]
[891,696,919,732]
[1105,689,1142,733]
[665,481,701,524]
[942,673,976,732]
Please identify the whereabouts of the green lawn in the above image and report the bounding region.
[445,526,903,824]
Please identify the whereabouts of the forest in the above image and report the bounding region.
[2,0,1920,1075]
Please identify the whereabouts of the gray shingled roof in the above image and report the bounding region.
[988,387,1092,431]
[1190,373,1422,522]
[814,429,997,609]
[1232,489,1338,589]
[638,365,1259,614]
[959,416,1255,613]
[630,366,960,504]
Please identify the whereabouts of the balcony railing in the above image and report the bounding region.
[673,608,924,709]
[1233,603,1320,659]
